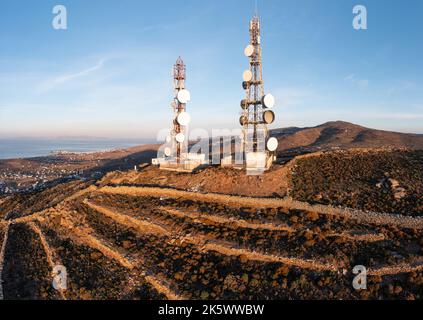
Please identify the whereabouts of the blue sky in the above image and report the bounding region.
[0,0,422,139]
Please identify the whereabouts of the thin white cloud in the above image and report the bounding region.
[55,59,105,84]
[37,59,106,93]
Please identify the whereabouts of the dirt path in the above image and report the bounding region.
[11,211,50,224]
[144,275,183,300]
[83,201,343,272]
[368,259,423,276]
[183,234,339,272]
[63,224,134,270]
[84,200,170,236]
[99,186,423,230]
[328,232,385,242]
[159,207,294,232]
[62,185,98,203]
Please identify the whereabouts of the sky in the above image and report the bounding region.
[0,0,422,139]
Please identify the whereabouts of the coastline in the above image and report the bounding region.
[0,143,160,195]
[0,138,156,160]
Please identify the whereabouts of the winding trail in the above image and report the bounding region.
[184,235,339,272]
[368,260,423,276]
[83,200,170,236]
[99,186,423,230]
[59,185,98,204]
[159,207,385,243]
[144,275,183,300]
[328,232,385,243]
[65,225,135,270]
[159,207,294,232]
[11,211,50,225]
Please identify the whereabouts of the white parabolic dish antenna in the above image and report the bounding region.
[266,137,279,152]
[176,112,191,126]
[243,70,253,82]
[177,89,191,104]
[164,147,172,157]
[244,44,255,57]
[262,94,275,108]
[175,133,185,143]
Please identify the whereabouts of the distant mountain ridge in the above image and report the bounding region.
[271,121,423,152]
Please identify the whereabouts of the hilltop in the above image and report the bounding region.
[272,121,423,154]
[1,121,422,195]
[0,147,422,300]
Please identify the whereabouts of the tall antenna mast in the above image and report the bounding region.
[171,57,191,164]
[152,57,206,172]
[240,14,278,173]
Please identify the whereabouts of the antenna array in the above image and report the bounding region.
[240,15,278,172]
[170,57,191,164]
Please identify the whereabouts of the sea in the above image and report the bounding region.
[0,138,156,160]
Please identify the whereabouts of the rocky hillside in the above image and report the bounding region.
[272,121,423,154]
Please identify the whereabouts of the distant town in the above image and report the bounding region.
[0,155,103,195]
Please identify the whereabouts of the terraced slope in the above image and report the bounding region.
[0,149,422,300]
[0,185,422,299]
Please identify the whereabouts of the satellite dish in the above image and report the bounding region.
[262,94,275,108]
[266,137,279,152]
[177,89,191,104]
[165,136,172,143]
[244,45,255,57]
[176,112,191,126]
[175,133,185,143]
[242,81,249,90]
[263,110,275,124]
[239,115,248,126]
[243,70,253,82]
[240,99,249,109]
[164,147,172,157]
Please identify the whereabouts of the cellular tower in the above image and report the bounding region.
[170,56,191,163]
[153,57,206,172]
[240,15,278,174]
